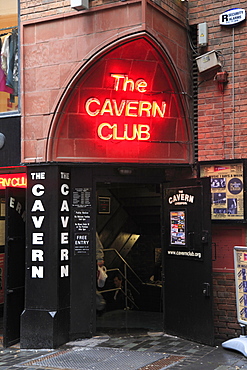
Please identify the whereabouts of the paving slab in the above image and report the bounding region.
[0,333,246,370]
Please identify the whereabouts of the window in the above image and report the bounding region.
[0,0,18,114]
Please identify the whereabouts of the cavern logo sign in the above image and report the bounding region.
[85,73,167,141]
[168,190,194,206]
[30,171,70,279]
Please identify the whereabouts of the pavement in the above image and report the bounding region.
[1,331,247,370]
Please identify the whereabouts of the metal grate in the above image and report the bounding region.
[20,347,182,370]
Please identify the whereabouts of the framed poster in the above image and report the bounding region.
[234,246,247,325]
[0,253,4,304]
[200,163,244,220]
[98,196,111,214]
[170,210,186,246]
[0,198,5,216]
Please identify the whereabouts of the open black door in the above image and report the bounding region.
[3,187,25,347]
[162,177,214,345]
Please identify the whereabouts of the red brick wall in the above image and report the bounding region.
[189,1,247,161]
[212,224,246,343]
[213,272,240,344]
[20,0,190,163]
[20,0,72,20]
[151,0,187,25]
[20,0,187,23]
[189,1,247,342]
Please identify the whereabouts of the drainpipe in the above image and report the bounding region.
[232,27,235,159]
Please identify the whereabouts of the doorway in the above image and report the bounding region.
[69,166,214,345]
[95,182,163,335]
[0,190,4,344]
[0,187,25,347]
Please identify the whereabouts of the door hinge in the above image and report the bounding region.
[202,282,210,297]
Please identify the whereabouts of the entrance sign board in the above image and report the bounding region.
[0,173,27,189]
[219,8,246,26]
[200,163,244,220]
[53,38,192,164]
[234,246,247,325]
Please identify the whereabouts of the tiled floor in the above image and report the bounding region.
[95,333,216,369]
[0,333,246,370]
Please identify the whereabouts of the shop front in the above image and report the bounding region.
[17,33,215,349]
[0,169,26,347]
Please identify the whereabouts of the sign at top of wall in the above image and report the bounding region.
[0,173,27,189]
[85,74,166,142]
[54,38,192,164]
[219,8,246,26]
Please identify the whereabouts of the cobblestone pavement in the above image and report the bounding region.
[0,333,247,370]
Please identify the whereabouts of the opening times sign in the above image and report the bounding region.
[200,163,244,220]
[72,187,92,256]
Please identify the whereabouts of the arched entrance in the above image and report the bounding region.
[47,34,193,164]
[21,35,214,348]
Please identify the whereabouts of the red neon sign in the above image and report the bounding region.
[0,173,27,189]
[85,74,166,142]
[53,38,191,163]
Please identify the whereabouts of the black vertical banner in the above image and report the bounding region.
[58,169,71,308]
[24,166,59,307]
[21,165,70,349]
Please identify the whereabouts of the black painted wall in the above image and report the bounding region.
[0,116,21,166]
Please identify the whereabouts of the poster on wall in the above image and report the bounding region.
[200,163,244,220]
[170,210,186,245]
[98,196,111,214]
[234,246,247,325]
[0,253,4,304]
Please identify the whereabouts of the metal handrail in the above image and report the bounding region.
[106,268,140,295]
[100,287,139,310]
[102,248,144,309]
[103,248,143,284]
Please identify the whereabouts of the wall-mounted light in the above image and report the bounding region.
[214,71,228,92]
[118,167,133,175]
[0,133,5,149]
[70,0,89,10]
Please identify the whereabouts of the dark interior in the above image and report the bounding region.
[0,182,164,343]
[96,182,163,335]
[0,190,4,344]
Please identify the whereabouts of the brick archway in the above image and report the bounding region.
[47,35,193,164]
